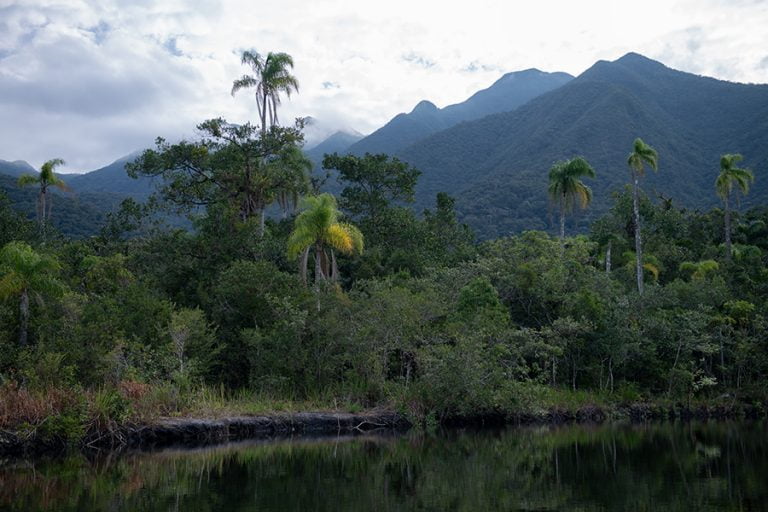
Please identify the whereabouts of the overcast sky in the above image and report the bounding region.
[1,0,767,173]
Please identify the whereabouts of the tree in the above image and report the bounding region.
[128,118,306,234]
[0,241,63,346]
[231,50,299,136]
[323,153,420,237]
[715,154,754,260]
[267,145,312,217]
[17,158,68,228]
[627,138,658,294]
[547,157,596,241]
[287,193,363,285]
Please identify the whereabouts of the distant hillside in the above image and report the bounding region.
[346,69,573,157]
[0,172,123,237]
[0,159,37,178]
[399,53,768,238]
[305,130,363,163]
[66,152,160,200]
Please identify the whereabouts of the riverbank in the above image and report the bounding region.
[2,397,766,458]
[0,411,409,457]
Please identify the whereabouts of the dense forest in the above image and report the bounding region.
[1,51,767,446]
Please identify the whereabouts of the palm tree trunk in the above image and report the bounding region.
[48,191,53,222]
[314,243,325,282]
[330,250,339,281]
[605,240,612,273]
[559,194,566,243]
[19,288,29,347]
[299,247,310,285]
[38,189,46,227]
[632,174,644,295]
[724,195,732,261]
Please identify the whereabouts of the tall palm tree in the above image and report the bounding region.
[286,194,363,285]
[715,154,754,260]
[547,157,596,241]
[627,138,658,295]
[0,241,63,346]
[231,50,299,135]
[17,158,68,227]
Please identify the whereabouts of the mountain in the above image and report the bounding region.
[0,159,37,178]
[0,152,166,237]
[66,152,159,200]
[346,69,573,157]
[305,130,364,164]
[0,173,123,237]
[398,53,768,238]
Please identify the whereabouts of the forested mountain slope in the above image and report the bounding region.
[399,53,768,238]
[0,173,121,237]
[0,159,37,178]
[305,130,363,164]
[346,69,573,157]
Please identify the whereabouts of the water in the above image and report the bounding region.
[1,421,766,511]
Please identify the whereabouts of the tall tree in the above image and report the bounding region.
[287,193,363,285]
[267,145,312,217]
[231,50,299,135]
[17,158,68,227]
[128,118,306,234]
[0,241,63,347]
[627,138,658,294]
[323,153,420,237]
[547,157,596,241]
[715,154,754,260]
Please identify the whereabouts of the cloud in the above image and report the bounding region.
[461,60,502,73]
[402,52,436,69]
[0,0,766,172]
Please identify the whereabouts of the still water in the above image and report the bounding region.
[1,421,766,511]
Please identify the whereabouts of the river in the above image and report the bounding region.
[1,421,765,511]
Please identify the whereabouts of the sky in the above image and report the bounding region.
[1,0,768,173]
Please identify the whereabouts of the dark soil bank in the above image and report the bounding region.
[1,402,765,457]
[0,411,410,457]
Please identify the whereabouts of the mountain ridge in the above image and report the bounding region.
[397,52,768,238]
[345,68,574,157]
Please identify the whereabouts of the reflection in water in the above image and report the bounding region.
[1,422,766,511]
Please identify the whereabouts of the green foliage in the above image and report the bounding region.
[324,152,421,224]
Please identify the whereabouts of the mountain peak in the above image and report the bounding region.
[615,52,668,71]
[411,100,438,114]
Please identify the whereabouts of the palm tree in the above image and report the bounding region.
[0,241,63,346]
[17,158,68,227]
[286,194,363,285]
[627,138,658,294]
[715,154,754,260]
[231,50,299,135]
[547,157,596,241]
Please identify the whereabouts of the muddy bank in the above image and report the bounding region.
[2,401,765,458]
[0,411,409,457]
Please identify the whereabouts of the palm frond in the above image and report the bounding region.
[231,75,259,96]
[17,174,39,187]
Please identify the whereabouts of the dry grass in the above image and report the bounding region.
[0,382,79,429]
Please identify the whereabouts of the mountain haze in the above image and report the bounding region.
[399,53,768,238]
